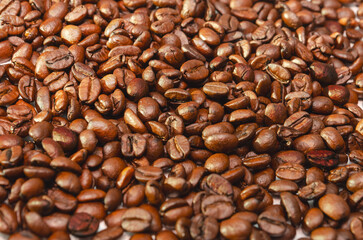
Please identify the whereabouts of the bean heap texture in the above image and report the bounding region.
[0,0,363,239]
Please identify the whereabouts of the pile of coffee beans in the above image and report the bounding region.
[0,0,363,239]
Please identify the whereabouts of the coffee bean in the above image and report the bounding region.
[87,117,118,143]
[318,194,350,221]
[346,172,363,192]
[121,133,147,158]
[44,48,74,71]
[201,194,235,220]
[67,212,99,237]
[78,77,101,104]
[204,133,238,153]
[25,211,51,237]
[190,214,219,240]
[220,217,252,239]
[276,163,306,182]
[257,209,286,237]
[298,181,327,200]
[0,204,18,234]
[93,226,123,240]
[307,150,339,168]
[303,208,324,233]
[180,60,209,83]
[202,173,233,197]
[160,198,193,225]
[166,135,190,161]
[120,207,152,233]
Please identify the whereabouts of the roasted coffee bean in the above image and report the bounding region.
[0,204,18,234]
[268,180,298,194]
[24,211,51,237]
[67,212,99,237]
[306,168,325,185]
[120,207,152,233]
[202,173,233,197]
[181,60,209,83]
[346,172,363,193]
[48,188,77,213]
[78,77,101,104]
[201,194,235,220]
[87,117,118,143]
[204,133,238,153]
[44,48,74,71]
[303,208,324,233]
[189,214,218,240]
[26,195,54,215]
[166,135,190,161]
[310,62,338,86]
[298,181,327,200]
[276,163,306,182]
[318,194,350,221]
[257,209,286,237]
[160,198,193,225]
[135,166,163,183]
[220,217,252,239]
[266,63,291,84]
[93,227,124,240]
[307,150,339,168]
[121,133,147,158]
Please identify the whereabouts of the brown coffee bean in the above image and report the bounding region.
[268,180,298,194]
[347,172,363,192]
[123,184,145,207]
[0,204,18,234]
[20,178,44,200]
[48,188,77,212]
[204,133,238,153]
[298,181,327,200]
[26,195,54,215]
[310,61,338,86]
[303,208,324,233]
[135,166,163,183]
[293,134,325,153]
[201,194,235,220]
[202,173,233,197]
[52,126,77,152]
[75,202,106,220]
[180,60,209,83]
[44,48,74,71]
[68,212,99,237]
[307,150,339,168]
[87,117,118,143]
[204,153,229,173]
[79,77,101,104]
[160,198,193,225]
[0,85,20,107]
[276,163,306,182]
[257,209,286,237]
[116,166,135,189]
[202,82,229,99]
[25,211,51,237]
[93,227,124,240]
[220,217,252,239]
[166,135,190,161]
[320,127,345,152]
[55,171,81,195]
[319,194,350,221]
[266,63,291,84]
[120,207,152,233]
